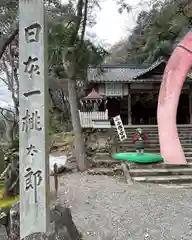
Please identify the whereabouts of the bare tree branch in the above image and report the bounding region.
[0,76,8,85]
[79,0,88,46]
[0,107,16,122]
[70,0,83,46]
[0,20,19,59]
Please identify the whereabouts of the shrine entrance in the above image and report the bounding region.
[131,93,158,125]
[177,93,190,124]
[105,92,190,125]
[131,93,190,125]
[107,97,120,119]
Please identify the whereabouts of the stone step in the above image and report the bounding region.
[122,137,191,140]
[115,130,192,134]
[87,166,192,184]
[120,145,191,150]
[93,159,120,167]
[123,131,192,134]
[122,137,192,142]
[95,152,112,160]
[87,167,122,176]
[128,162,192,169]
[133,175,192,184]
[122,129,192,132]
[96,152,192,161]
[93,159,192,169]
[123,136,192,140]
[123,134,192,136]
[120,141,191,145]
[123,130,192,133]
[95,151,192,162]
[119,150,159,154]
[123,128,192,130]
[119,148,192,153]
[124,126,192,128]
[118,136,192,140]
[118,151,192,157]
[94,156,192,169]
[121,139,192,144]
[187,157,192,162]
[124,127,192,130]
[96,152,110,156]
[125,126,192,128]
[130,168,192,177]
[121,137,192,142]
[185,152,192,157]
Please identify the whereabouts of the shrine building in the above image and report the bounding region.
[78,58,192,128]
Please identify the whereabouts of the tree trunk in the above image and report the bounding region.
[0,20,19,59]
[68,78,87,171]
[4,120,13,143]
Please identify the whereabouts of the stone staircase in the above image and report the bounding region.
[120,126,192,162]
[88,126,192,185]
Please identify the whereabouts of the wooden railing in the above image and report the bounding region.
[78,110,108,128]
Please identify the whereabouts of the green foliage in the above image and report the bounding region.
[118,0,192,64]
[50,112,65,134]
[48,22,108,79]
[4,135,19,164]
[0,188,19,207]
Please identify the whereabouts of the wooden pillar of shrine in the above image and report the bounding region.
[128,83,132,125]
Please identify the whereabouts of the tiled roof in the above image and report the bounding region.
[83,88,103,100]
[87,59,166,83]
[133,59,166,79]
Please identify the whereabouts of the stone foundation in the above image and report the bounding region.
[0,202,81,240]
[84,128,119,159]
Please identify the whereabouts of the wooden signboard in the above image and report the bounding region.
[113,115,127,141]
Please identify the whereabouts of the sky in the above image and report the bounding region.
[0,0,147,107]
[88,0,144,46]
[0,83,12,107]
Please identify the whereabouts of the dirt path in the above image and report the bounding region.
[58,173,192,240]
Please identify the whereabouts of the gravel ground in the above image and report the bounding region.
[58,173,192,240]
[1,174,192,239]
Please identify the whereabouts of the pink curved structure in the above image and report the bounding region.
[157,31,192,164]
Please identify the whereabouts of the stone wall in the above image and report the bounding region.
[84,128,120,159]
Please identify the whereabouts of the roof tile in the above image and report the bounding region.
[87,59,166,83]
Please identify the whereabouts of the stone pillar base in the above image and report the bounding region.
[2,202,81,240]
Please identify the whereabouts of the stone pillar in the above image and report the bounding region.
[189,85,192,124]
[19,0,50,238]
[128,84,132,125]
